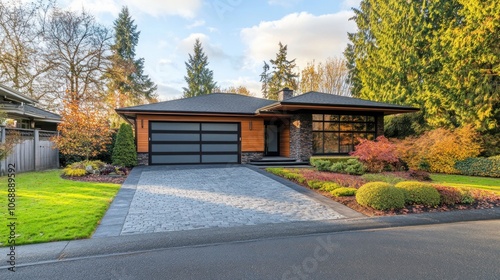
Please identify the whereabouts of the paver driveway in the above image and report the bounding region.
[94,166,346,237]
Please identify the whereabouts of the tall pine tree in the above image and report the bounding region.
[260,61,270,98]
[183,39,216,97]
[106,6,157,111]
[267,42,298,100]
[343,0,500,130]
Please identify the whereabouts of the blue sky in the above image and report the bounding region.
[59,0,360,100]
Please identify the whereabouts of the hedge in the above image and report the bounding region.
[310,156,357,167]
[454,157,500,178]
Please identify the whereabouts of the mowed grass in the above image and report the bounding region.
[430,174,500,194]
[0,170,120,246]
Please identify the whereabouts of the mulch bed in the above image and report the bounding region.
[62,174,128,184]
[327,194,500,216]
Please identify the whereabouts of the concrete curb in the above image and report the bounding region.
[2,208,499,269]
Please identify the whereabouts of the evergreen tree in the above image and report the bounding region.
[183,38,216,97]
[112,123,137,167]
[343,0,500,130]
[260,61,270,98]
[106,6,157,110]
[268,42,298,100]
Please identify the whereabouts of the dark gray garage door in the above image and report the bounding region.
[149,121,240,165]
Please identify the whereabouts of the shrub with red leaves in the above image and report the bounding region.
[433,185,463,205]
[350,136,401,172]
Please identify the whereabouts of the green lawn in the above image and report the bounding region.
[0,170,120,246]
[430,174,500,194]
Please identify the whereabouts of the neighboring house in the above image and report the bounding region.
[0,83,61,131]
[116,88,418,165]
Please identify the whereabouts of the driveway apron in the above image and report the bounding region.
[93,165,347,237]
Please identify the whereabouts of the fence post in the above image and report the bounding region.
[34,128,40,171]
[0,126,5,176]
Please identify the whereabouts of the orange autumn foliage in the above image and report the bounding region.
[52,93,112,160]
[395,125,482,174]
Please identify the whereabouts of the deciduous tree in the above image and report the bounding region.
[52,92,112,160]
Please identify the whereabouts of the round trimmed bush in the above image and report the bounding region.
[356,182,405,210]
[395,181,440,207]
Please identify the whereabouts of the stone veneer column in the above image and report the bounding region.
[137,153,149,165]
[289,114,313,162]
[376,114,384,137]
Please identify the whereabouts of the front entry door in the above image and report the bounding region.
[265,124,280,156]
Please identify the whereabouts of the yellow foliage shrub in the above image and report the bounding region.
[395,125,481,174]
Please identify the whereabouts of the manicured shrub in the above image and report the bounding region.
[361,173,405,184]
[284,172,305,183]
[298,169,367,188]
[454,157,500,178]
[350,136,401,172]
[307,180,324,189]
[356,182,405,210]
[433,185,463,206]
[459,189,475,204]
[310,156,356,167]
[112,123,137,167]
[395,125,482,174]
[320,182,342,192]
[330,158,366,175]
[331,187,357,197]
[395,181,441,207]
[62,167,87,177]
[313,159,332,171]
[63,160,105,176]
[266,168,286,176]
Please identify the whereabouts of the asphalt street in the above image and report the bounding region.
[2,219,499,280]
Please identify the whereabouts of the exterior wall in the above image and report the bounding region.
[241,152,264,163]
[280,122,290,157]
[289,114,313,162]
[137,152,148,165]
[136,115,265,153]
[376,114,384,137]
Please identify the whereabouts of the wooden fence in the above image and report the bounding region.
[0,127,59,176]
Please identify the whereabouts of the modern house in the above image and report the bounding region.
[116,88,418,165]
[0,84,61,131]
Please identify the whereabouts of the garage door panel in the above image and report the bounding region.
[150,121,240,165]
[202,123,238,131]
[151,133,200,141]
[202,154,239,163]
[151,155,201,164]
[202,144,238,152]
[202,133,238,142]
[151,122,200,131]
[151,144,200,153]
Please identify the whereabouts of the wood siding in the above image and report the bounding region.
[136,115,265,153]
[280,122,290,157]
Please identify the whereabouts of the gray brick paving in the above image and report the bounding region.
[120,167,343,235]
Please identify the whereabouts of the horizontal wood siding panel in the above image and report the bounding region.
[280,122,290,157]
[136,115,264,153]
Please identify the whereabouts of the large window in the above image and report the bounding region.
[312,114,376,154]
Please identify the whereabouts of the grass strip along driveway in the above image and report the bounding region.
[0,170,120,246]
[430,174,500,194]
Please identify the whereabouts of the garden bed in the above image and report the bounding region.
[62,173,128,184]
[267,168,500,217]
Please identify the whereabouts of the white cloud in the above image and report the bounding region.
[240,11,356,71]
[187,19,206,29]
[63,0,203,18]
[218,77,262,97]
[179,33,228,60]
